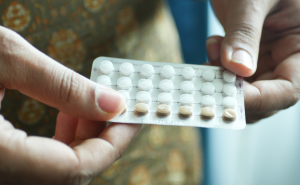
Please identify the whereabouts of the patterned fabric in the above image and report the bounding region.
[0,0,202,184]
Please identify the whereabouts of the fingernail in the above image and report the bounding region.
[206,38,220,61]
[95,86,125,114]
[231,50,253,70]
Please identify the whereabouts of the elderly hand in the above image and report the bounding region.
[207,0,300,123]
[0,26,142,185]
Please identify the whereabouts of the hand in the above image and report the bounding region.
[0,26,142,185]
[207,0,300,123]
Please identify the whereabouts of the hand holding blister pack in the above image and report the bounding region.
[91,57,246,130]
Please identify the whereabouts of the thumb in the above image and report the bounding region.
[219,0,275,77]
[0,26,125,121]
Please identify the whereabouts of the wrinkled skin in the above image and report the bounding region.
[207,0,300,123]
[0,26,142,185]
[1,0,300,184]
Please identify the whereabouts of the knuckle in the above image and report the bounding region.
[230,23,260,48]
[58,69,84,104]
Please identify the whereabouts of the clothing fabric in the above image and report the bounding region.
[0,0,202,184]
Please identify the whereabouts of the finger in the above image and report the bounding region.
[0,117,141,184]
[219,0,276,77]
[0,120,81,185]
[71,123,142,175]
[244,79,296,123]
[75,120,106,141]
[54,112,78,145]
[206,35,223,64]
[0,86,4,110]
[244,79,296,112]
[0,26,125,121]
[272,34,300,64]
[83,180,92,185]
[246,110,278,123]
[245,54,275,82]
[255,71,273,81]
[244,53,300,122]
[0,114,14,130]
[273,52,300,93]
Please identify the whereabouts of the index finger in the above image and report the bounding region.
[244,53,300,122]
[0,26,125,121]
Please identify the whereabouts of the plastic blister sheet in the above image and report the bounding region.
[90,57,246,130]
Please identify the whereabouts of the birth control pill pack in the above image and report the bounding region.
[90,57,246,130]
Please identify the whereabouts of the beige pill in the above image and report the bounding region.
[223,109,237,122]
[156,104,171,117]
[201,107,215,120]
[134,103,149,115]
[178,105,193,118]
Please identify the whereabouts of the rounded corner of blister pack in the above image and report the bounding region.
[91,57,247,130]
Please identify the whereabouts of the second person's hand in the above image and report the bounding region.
[207,0,300,123]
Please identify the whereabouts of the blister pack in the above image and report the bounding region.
[90,57,246,130]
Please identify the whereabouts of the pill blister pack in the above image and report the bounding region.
[91,57,246,130]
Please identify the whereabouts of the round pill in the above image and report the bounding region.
[96,75,111,87]
[117,77,132,90]
[180,81,194,94]
[201,82,215,95]
[202,69,215,81]
[178,105,193,118]
[136,91,151,104]
[140,64,155,77]
[223,70,236,83]
[181,67,195,80]
[99,60,114,75]
[223,109,237,122]
[160,65,175,79]
[158,93,172,104]
[223,97,237,108]
[159,79,174,92]
[156,104,171,117]
[118,90,130,102]
[180,94,194,106]
[201,95,216,107]
[223,84,237,96]
[119,62,134,76]
[134,103,149,115]
[138,79,153,91]
[201,107,215,120]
